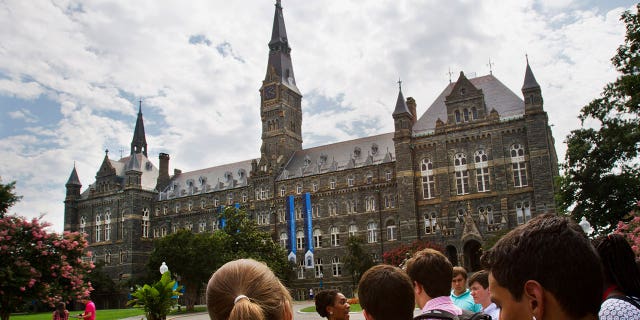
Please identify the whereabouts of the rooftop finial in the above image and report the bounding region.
[397,78,402,91]
[105,149,109,155]
[276,0,281,8]
[138,99,142,113]
[447,67,453,83]
[525,53,529,64]
[487,58,494,75]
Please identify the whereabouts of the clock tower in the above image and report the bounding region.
[258,0,302,175]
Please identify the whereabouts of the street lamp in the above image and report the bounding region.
[160,261,169,275]
[579,217,593,236]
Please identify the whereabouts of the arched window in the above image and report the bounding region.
[421,158,436,199]
[516,201,532,225]
[367,222,378,243]
[279,232,288,249]
[474,150,490,192]
[142,208,150,238]
[95,214,102,242]
[471,107,478,119]
[463,108,470,122]
[331,256,342,276]
[296,230,305,250]
[386,220,397,241]
[510,144,528,187]
[80,216,86,238]
[313,229,322,248]
[104,210,111,241]
[425,212,437,234]
[330,226,340,247]
[454,153,469,195]
[349,224,358,237]
[455,110,461,123]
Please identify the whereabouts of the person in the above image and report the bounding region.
[206,258,293,320]
[468,270,500,319]
[77,299,95,320]
[52,302,69,320]
[405,248,465,318]
[358,264,415,320]
[480,214,602,320]
[315,289,350,320]
[450,266,481,312]
[595,233,640,318]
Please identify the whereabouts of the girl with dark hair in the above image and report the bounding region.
[597,233,640,318]
[314,289,350,320]
[52,302,69,320]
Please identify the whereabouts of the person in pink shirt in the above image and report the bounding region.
[78,299,95,320]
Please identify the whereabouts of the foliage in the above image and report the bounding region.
[482,228,511,251]
[0,180,21,218]
[558,4,640,234]
[85,261,117,299]
[342,236,375,287]
[382,239,443,267]
[9,308,145,320]
[147,207,291,311]
[0,215,94,320]
[614,201,640,256]
[127,272,181,320]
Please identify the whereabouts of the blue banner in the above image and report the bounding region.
[287,195,296,260]
[219,206,226,228]
[304,193,313,252]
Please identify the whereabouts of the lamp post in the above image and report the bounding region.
[160,261,169,275]
[579,216,594,236]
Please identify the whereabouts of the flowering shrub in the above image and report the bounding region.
[383,239,443,267]
[614,201,640,256]
[0,215,94,320]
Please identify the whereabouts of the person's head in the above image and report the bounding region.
[315,289,350,320]
[405,248,452,308]
[206,259,293,320]
[451,266,468,295]
[468,270,491,308]
[358,264,414,320]
[595,233,640,297]
[481,214,602,320]
[56,302,66,313]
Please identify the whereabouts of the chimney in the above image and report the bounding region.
[156,153,171,191]
[406,97,417,125]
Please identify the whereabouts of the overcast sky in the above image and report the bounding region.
[0,0,634,233]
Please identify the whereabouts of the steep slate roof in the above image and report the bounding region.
[158,159,255,200]
[392,88,411,116]
[413,74,525,135]
[277,132,395,180]
[66,166,81,186]
[81,153,159,198]
[522,62,541,90]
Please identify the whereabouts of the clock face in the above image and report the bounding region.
[264,85,277,100]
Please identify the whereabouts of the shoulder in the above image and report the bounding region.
[599,296,640,319]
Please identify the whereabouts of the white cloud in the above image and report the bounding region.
[8,108,38,123]
[0,0,633,232]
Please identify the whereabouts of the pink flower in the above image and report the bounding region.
[20,287,25,292]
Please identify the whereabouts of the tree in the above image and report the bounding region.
[343,236,375,288]
[614,201,640,256]
[383,239,443,267]
[558,4,640,234]
[0,180,21,218]
[128,271,181,320]
[0,215,94,320]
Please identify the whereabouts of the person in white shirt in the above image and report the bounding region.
[468,270,500,319]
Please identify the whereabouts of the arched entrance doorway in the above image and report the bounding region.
[445,245,458,266]
[463,240,482,272]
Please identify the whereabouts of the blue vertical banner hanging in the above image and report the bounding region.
[303,192,314,269]
[286,195,296,263]
[219,206,226,229]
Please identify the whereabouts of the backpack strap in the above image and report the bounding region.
[607,295,640,310]
[414,309,458,320]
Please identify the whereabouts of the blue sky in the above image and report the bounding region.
[0,0,635,232]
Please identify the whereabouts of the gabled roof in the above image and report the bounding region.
[413,74,524,134]
[277,132,395,180]
[81,153,159,198]
[158,159,255,200]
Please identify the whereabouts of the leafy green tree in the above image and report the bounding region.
[127,271,182,320]
[0,216,94,320]
[558,4,640,233]
[343,236,375,288]
[0,179,21,218]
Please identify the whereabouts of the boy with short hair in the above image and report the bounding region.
[450,266,482,312]
[468,270,500,319]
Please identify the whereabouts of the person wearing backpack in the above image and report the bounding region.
[405,248,489,320]
[596,233,640,319]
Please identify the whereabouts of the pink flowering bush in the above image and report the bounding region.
[0,215,94,320]
[614,201,640,256]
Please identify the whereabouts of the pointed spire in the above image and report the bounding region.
[130,100,148,157]
[265,0,298,92]
[392,80,412,116]
[126,154,141,172]
[66,164,81,186]
[522,56,540,90]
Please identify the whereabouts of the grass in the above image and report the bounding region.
[9,306,207,320]
[300,304,362,313]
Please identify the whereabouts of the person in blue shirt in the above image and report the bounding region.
[450,266,482,312]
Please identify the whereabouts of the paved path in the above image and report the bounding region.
[122,301,422,320]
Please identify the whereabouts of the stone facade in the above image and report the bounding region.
[64,2,558,302]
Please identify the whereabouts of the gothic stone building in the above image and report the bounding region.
[64,1,559,301]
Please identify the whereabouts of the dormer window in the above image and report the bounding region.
[199,176,207,186]
[225,171,233,182]
[463,108,470,122]
[304,156,311,167]
[145,161,153,171]
[460,88,466,95]
[238,169,246,179]
[354,147,361,158]
[371,143,379,155]
[319,154,328,165]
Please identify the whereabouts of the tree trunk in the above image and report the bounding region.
[184,284,199,311]
[1,299,11,320]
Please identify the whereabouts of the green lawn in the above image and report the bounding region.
[9,306,207,320]
[300,304,362,313]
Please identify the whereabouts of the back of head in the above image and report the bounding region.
[468,270,489,289]
[596,233,640,297]
[358,264,414,320]
[56,302,66,314]
[481,214,603,318]
[315,289,338,318]
[206,259,292,320]
[406,248,452,298]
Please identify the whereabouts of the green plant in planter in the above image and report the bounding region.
[127,272,182,320]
